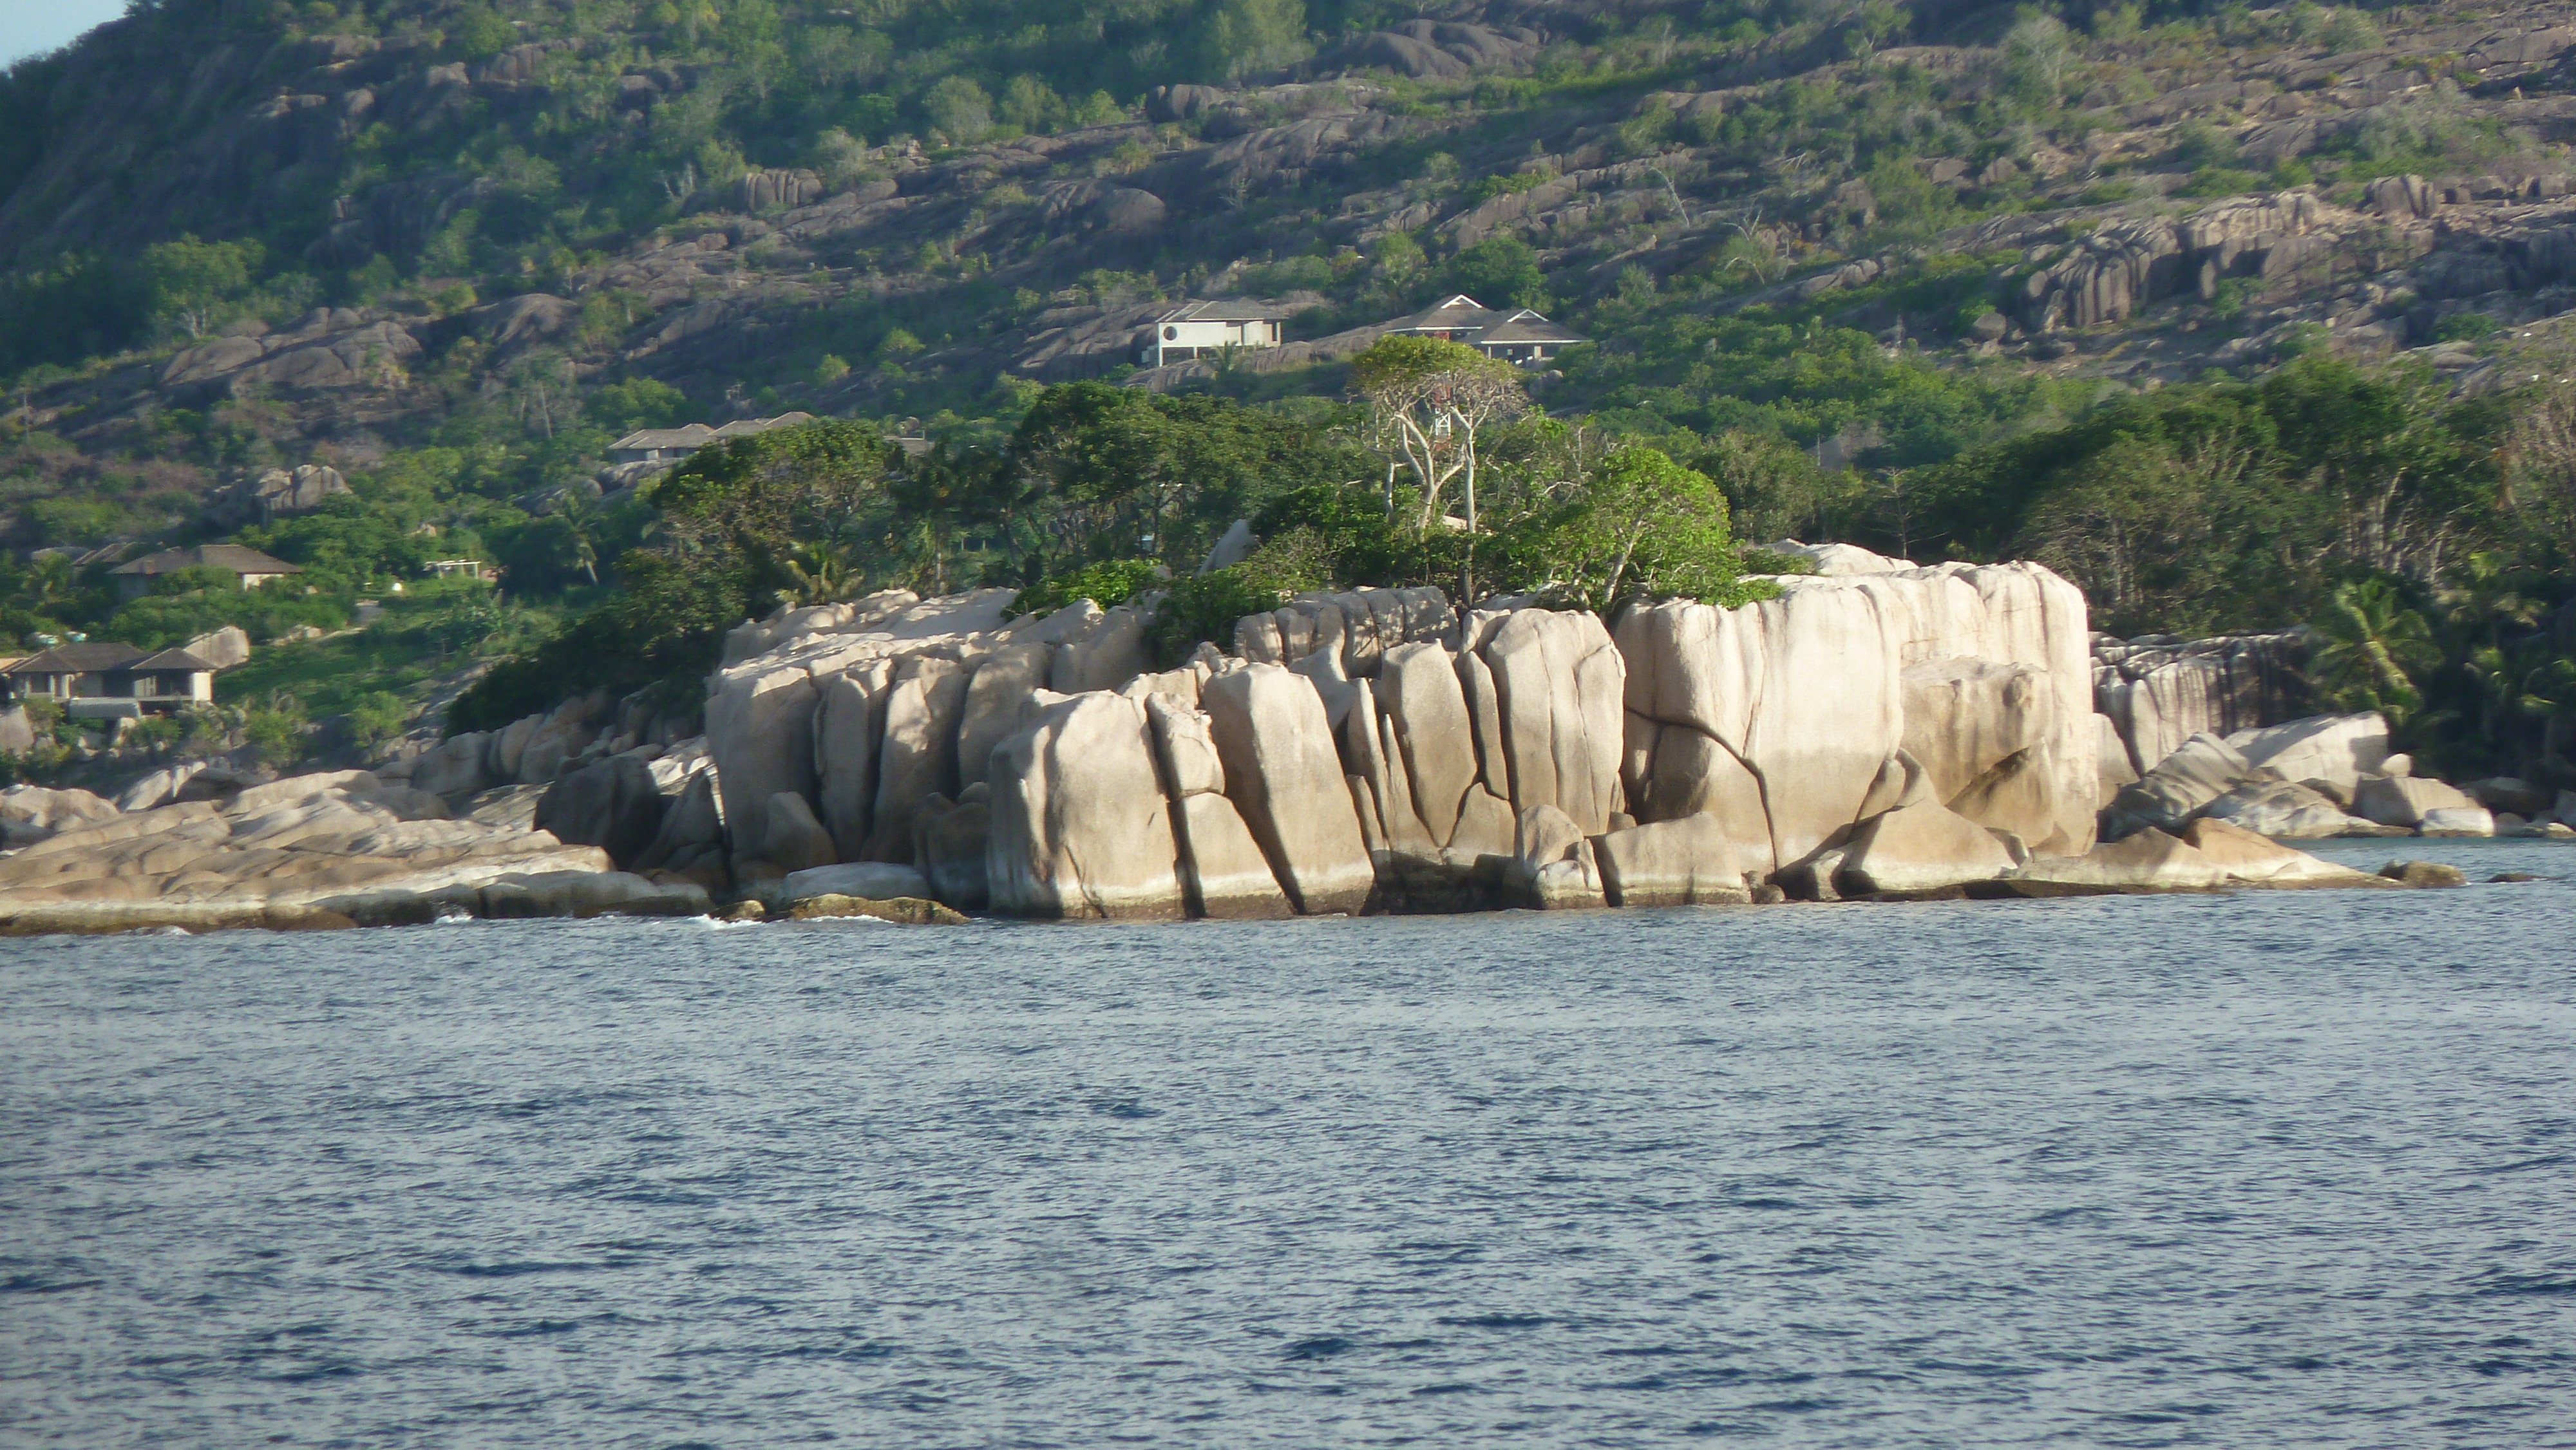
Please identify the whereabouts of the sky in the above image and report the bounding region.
[2,0,127,68]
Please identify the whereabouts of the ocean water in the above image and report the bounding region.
[3,838,2573,1449]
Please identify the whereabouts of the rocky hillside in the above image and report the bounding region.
[6,4,2576,479]
[2,1,2575,695]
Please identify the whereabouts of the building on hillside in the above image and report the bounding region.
[1137,301,1290,368]
[607,412,817,467]
[0,641,227,719]
[1379,294,1587,364]
[108,544,303,602]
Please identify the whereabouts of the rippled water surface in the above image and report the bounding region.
[5,838,2575,1448]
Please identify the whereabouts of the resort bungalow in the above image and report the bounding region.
[1,641,224,719]
[108,543,303,602]
[1380,294,1587,365]
[607,413,815,467]
[1139,301,1289,367]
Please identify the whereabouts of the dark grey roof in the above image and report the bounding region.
[5,642,145,673]
[132,648,219,672]
[109,545,302,577]
[1475,317,1587,345]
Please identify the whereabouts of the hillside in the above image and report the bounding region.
[6,0,2576,782]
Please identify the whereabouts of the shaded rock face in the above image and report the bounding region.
[160,312,421,394]
[534,753,670,866]
[1314,21,1544,80]
[394,693,612,802]
[2014,193,2326,334]
[2104,732,2253,838]
[209,462,349,527]
[2201,778,2353,839]
[2095,630,2309,778]
[780,860,931,903]
[1233,587,1459,678]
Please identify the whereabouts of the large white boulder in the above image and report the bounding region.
[1144,693,1290,919]
[1835,796,2018,895]
[1202,663,1373,915]
[2179,818,2383,887]
[864,657,969,861]
[781,860,933,903]
[1051,601,1155,693]
[1509,802,1605,909]
[2416,805,2496,837]
[2002,829,2229,892]
[953,640,1052,789]
[1900,659,2050,805]
[1376,641,1480,847]
[2352,773,2479,829]
[813,663,893,859]
[1593,814,1750,907]
[706,660,820,864]
[1620,561,2094,870]
[2105,732,2250,836]
[986,692,1185,920]
[2227,713,2389,794]
[2200,779,2351,838]
[1765,539,1917,575]
[1483,608,1627,836]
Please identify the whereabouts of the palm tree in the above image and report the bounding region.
[13,552,79,618]
[2310,578,2439,726]
[777,540,864,607]
[553,487,603,587]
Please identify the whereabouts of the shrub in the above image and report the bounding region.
[2433,312,2499,344]
[1010,558,1166,617]
[1148,531,1332,664]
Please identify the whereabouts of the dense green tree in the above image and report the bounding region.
[1489,446,1769,614]
[1443,238,1551,312]
[137,235,264,340]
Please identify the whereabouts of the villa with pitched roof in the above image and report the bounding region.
[607,412,817,467]
[1,640,229,719]
[108,544,303,602]
[1380,294,1587,365]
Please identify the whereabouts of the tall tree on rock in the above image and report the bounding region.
[1350,335,1528,599]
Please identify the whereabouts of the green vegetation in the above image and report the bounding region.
[216,585,559,721]
[3,0,2575,791]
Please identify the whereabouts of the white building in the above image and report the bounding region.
[1139,301,1289,367]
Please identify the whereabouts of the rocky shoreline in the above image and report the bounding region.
[1,549,2548,937]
